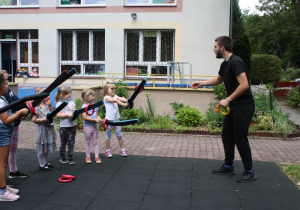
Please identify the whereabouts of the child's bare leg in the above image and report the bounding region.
[118,139,125,149]
[105,139,110,150]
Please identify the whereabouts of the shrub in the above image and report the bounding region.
[250,54,282,85]
[120,108,139,120]
[213,83,227,100]
[177,105,204,127]
[170,101,184,113]
[287,87,300,108]
[204,103,224,129]
[256,114,273,130]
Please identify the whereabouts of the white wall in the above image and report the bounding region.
[0,0,231,82]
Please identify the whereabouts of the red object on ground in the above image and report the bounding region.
[274,81,299,97]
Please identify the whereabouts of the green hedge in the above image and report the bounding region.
[250,54,282,85]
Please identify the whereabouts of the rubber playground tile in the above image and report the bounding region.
[192,176,235,191]
[42,187,99,207]
[240,199,293,210]
[140,194,191,210]
[58,175,109,191]
[108,172,152,187]
[152,169,192,183]
[98,185,147,202]
[0,192,48,210]
[156,158,193,171]
[15,177,61,195]
[147,182,191,197]
[118,161,157,174]
[32,203,84,210]
[87,198,141,210]
[191,189,240,209]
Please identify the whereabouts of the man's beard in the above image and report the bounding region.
[215,49,222,59]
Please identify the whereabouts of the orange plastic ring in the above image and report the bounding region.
[85,103,95,116]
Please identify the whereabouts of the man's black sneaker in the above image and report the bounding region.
[212,165,235,175]
[236,170,257,183]
[68,158,75,165]
[60,158,69,164]
[9,171,28,179]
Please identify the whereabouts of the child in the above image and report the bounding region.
[55,86,77,165]
[0,70,28,182]
[0,72,29,201]
[81,89,102,164]
[103,82,128,158]
[32,87,56,171]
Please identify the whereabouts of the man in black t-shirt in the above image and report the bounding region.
[190,36,256,183]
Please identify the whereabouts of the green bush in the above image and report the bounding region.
[280,68,300,82]
[120,108,139,120]
[257,114,273,130]
[213,83,227,100]
[287,87,300,108]
[177,105,204,127]
[250,54,282,85]
[204,103,224,129]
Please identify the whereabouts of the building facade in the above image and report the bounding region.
[0,0,230,85]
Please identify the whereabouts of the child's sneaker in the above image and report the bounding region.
[95,157,102,164]
[68,158,75,165]
[120,150,128,157]
[6,187,19,195]
[85,157,92,164]
[9,171,28,179]
[60,158,69,164]
[0,190,20,201]
[105,151,113,158]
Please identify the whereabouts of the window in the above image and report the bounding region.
[59,0,106,6]
[125,29,174,78]
[60,30,105,77]
[18,30,39,74]
[0,0,39,7]
[125,0,176,6]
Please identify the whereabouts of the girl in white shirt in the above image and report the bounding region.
[103,82,128,158]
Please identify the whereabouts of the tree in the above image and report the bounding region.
[232,0,245,39]
[244,0,300,67]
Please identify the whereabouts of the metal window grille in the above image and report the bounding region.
[93,31,105,61]
[161,31,173,62]
[143,31,157,62]
[77,31,89,61]
[60,30,105,76]
[126,31,139,61]
[125,29,174,78]
[61,31,73,61]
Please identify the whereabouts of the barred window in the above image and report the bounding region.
[0,0,39,7]
[60,0,106,6]
[60,30,105,76]
[125,29,174,78]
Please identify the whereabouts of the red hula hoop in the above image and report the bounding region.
[102,119,108,130]
[134,85,144,93]
[28,101,37,115]
[85,103,95,116]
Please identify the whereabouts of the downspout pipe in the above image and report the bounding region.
[229,0,233,39]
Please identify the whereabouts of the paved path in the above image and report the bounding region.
[18,121,300,164]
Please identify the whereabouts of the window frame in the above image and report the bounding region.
[59,29,105,77]
[124,0,176,7]
[0,0,39,8]
[58,0,106,7]
[18,30,39,75]
[125,29,175,79]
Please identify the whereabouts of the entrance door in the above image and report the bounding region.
[0,41,17,82]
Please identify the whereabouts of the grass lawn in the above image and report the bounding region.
[279,164,300,190]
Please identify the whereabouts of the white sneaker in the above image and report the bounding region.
[0,190,20,201]
[7,187,19,195]
[105,151,113,158]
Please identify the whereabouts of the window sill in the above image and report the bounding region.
[57,5,106,8]
[0,6,39,9]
